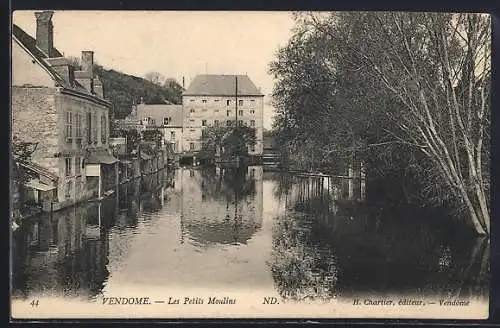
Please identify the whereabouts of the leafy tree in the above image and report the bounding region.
[11,136,38,210]
[93,66,182,119]
[142,129,163,146]
[199,126,257,161]
[270,12,491,235]
[113,129,141,154]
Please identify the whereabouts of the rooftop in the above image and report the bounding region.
[12,24,109,105]
[183,74,263,96]
[136,104,184,127]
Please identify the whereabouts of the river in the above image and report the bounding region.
[10,166,490,317]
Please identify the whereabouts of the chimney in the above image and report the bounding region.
[46,57,74,85]
[35,11,54,57]
[182,76,185,89]
[81,51,94,77]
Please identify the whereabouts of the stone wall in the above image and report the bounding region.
[12,86,111,209]
[11,87,60,176]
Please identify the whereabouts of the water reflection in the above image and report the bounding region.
[267,174,490,302]
[168,166,263,246]
[11,167,488,304]
[11,200,111,301]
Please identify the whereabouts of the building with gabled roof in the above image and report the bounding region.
[182,74,265,157]
[135,103,185,153]
[11,11,118,211]
[183,74,263,96]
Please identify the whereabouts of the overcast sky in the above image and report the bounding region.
[13,11,296,130]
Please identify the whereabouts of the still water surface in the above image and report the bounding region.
[11,166,489,304]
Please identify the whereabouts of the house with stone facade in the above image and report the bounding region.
[11,11,118,212]
[136,103,184,154]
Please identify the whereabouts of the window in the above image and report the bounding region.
[87,113,92,143]
[250,120,255,127]
[101,114,107,144]
[250,109,255,115]
[163,117,170,125]
[238,100,243,106]
[190,129,195,132]
[226,120,232,127]
[226,100,231,106]
[227,110,231,117]
[250,144,256,152]
[250,99,255,103]
[190,99,194,102]
[151,119,156,126]
[202,99,207,104]
[92,113,98,144]
[238,110,243,116]
[214,120,219,127]
[202,120,207,126]
[215,99,220,102]
[189,119,195,126]
[75,113,82,141]
[65,157,72,177]
[65,112,73,143]
[75,157,81,175]
[190,142,195,150]
[238,120,243,126]
[171,131,176,139]
[65,181,72,198]
[190,109,195,113]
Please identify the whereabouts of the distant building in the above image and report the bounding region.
[135,103,184,153]
[11,11,117,211]
[182,74,265,156]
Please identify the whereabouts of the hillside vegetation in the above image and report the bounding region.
[95,65,183,119]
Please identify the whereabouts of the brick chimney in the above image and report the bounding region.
[75,50,95,94]
[35,11,54,57]
[81,51,94,77]
[46,57,74,85]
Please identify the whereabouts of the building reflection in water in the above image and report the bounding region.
[11,200,112,301]
[11,169,171,301]
[163,166,264,247]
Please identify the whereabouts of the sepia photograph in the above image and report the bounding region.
[10,10,491,319]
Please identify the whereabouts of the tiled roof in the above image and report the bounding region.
[136,104,184,127]
[18,161,59,181]
[183,74,263,96]
[12,24,97,97]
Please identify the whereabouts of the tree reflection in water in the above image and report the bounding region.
[199,165,256,202]
[270,212,339,303]
[268,174,490,303]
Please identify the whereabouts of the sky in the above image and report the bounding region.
[12,11,297,130]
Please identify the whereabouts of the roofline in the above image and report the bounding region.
[13,35,111,108]
[60,87,112,107]
[12,35,63,86]
[182,94,265,97]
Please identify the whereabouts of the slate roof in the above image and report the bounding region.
[12,24,103,99]
[183,74,263,96]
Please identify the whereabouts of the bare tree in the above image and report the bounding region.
[144,71,165,85]
[326,12,491,235]
[271,12,491,235]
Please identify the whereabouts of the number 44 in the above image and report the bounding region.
[29,300,39,307]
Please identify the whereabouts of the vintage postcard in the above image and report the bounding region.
[10,10,491,320]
